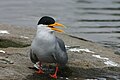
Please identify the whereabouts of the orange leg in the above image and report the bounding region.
[50,64,58,79]
[36,62,44,74]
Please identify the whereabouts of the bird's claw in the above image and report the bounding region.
[49,74,57,79]
[36,69,44,74]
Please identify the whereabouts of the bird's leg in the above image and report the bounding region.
[36,62,44,74]
[50,64,58,79]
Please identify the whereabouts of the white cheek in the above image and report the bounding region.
[37,25,55,34]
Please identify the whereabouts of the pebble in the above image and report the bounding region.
[0,50,5,53]
[60,77,64,79]
[0,57,14,64]
[0,30,10,34]
[74,78,77,79]
[66,77,69,80]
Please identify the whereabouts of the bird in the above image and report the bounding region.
[30,16,68,78]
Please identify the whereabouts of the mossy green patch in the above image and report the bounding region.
[0,39,30,48]
[107,67,120,72]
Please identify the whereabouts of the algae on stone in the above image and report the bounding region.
[0,39,30,48]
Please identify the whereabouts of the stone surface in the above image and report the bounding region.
[0,24,120,80]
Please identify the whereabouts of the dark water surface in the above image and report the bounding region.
[0,0,120,53]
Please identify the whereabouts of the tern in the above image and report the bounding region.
[30,16,68,78]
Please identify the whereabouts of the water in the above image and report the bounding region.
[0,0,120,53]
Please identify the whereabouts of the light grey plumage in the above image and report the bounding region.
[30,16,68,78]
[30,24,68,66]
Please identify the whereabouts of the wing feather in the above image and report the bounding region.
[30,49,38,64]
[53,37,68,65]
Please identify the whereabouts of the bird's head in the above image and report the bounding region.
[37,16,65,32]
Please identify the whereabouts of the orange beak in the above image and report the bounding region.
[48,22,65,32]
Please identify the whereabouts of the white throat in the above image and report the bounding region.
[35,24,55,40]
[36,24,54,36]
[37,24,54,32]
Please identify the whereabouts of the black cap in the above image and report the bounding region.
[37,16,55,25]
